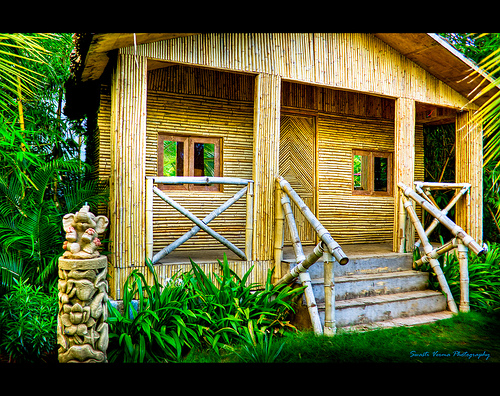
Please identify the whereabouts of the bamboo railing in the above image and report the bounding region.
[145,176,254,264]
[274,176,349,335]
[398,181,487,314]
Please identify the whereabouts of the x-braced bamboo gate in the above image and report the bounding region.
[397,181,487,314]
[145,177,254,264]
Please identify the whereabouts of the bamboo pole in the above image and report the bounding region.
[457,242,470,313]
[153,176,251,185]
[415,238,459,266]
[399,182,485,256]
[152,186,247,260]
[152,185,248,263]
[402,195,458,313]
[323,251,336,336]
[246,181,254,261]
[146,178,154,262]
[277,176,348,265]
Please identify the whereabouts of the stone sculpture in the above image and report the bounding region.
[57,205,110,363]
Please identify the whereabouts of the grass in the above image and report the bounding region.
[183,311,500,363]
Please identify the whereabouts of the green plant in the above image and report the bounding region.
[0,278,58,362]
[414,241,500,312]
[186,254,304,352]
[107,260,203,363]
[231,320,285,363]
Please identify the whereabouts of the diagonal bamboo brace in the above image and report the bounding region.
[398,182,485,256]
[275,242,325,286]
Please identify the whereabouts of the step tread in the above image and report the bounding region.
[319,290,444,309]
[340,311,454,331]
[311,270,427,284]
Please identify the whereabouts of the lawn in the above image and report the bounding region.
[184,311,500,363]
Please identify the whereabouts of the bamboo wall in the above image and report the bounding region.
[126,33,471,110]
[456,110,483,244]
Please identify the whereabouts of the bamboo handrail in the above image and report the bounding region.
[277,176,349,265]
[146,177,255,263]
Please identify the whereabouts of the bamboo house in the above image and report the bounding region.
[65,33,496,310]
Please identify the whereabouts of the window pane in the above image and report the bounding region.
[193,142,215,177]
[353,154,369,190]
[163,140,184,176]
[374,156,388,191]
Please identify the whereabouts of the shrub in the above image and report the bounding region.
[0,279,58,362]
[107,255,304,362]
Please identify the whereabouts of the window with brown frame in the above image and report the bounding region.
[352,149,393,196]
[158,134,222,191]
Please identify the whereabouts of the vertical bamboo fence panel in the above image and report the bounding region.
[456,110,483,244]
[252,73,281,264]
[109,52,148,298]
[393,97,415,252]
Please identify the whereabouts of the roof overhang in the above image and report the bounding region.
[374,33,498,107]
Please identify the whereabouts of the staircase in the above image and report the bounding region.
[283,244,454,331]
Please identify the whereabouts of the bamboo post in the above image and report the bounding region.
[152,185,248,263]
[278,190,322,333]
[402,196,458,313]
[152,186,247,260]
[277,176,348,265]
[246,181,254,262]
[323,250,336,336]
[274,180,284,280]
[145,178,154,262]
[397,196,407,253]
[281,192,306,263]
[457,242,470,313]
[399,182,485,256]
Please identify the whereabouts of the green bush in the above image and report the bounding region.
[107,255,304,363]
[415,241,500,312]
[0,279,58,362]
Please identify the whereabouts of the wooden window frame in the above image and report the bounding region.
[352,149,393,197]
[158,134,222,192]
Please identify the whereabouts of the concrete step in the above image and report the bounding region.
[341,311,455,332]
[311,270,430,302]
[285,252,414,279]
[317,290,448,328]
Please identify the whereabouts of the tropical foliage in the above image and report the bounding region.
[107,255,304,363]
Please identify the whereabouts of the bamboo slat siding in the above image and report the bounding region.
[456,110,483,244]
[109,54,148,273]
[252,73,281,261]
[279,115,316,244]
[146,90,254,254]
[126,33,471,109]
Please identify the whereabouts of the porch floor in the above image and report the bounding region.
[155,242,397,265]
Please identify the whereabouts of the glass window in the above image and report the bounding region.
[163,140,184,177]
[352,150,392,196]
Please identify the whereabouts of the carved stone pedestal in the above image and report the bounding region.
[57,256,109,363]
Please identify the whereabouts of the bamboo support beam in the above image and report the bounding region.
[274,180,285,281]
[415,238,459,266]
[402,196,458,313]
[152,185,248,264]
[323,251,336,336]
[399,182,486,256]
[277,176,348,265]
[146,178,154,262]
[457,242,470,313]
[152,186,247,260]
[281,192,306,263]
[245,181,254,262]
